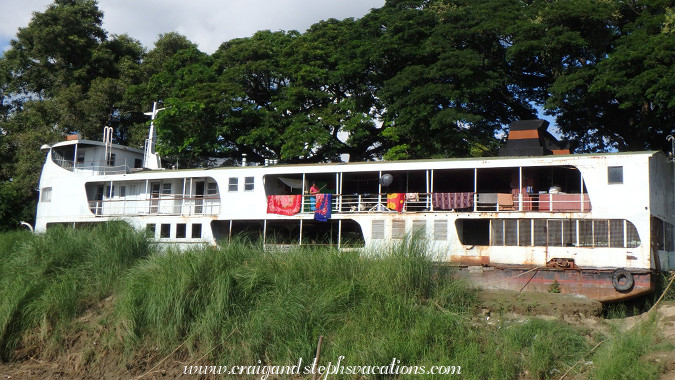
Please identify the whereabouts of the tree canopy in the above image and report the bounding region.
[2,0,675,229]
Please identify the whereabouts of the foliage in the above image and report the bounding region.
[4,0,675,229]
[588,320,664,380]
[0,222,150,360]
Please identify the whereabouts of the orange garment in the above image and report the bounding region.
[386,193,405,212]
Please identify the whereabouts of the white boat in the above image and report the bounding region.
[34,116,675,302]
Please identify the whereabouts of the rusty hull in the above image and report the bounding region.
[451,265,654,303]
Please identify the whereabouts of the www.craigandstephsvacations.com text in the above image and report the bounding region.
[183,357,461,378]
[183,356,462,380]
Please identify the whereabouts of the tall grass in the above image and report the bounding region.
[114,236,595,379]
[0,222,150,360]
[588,317,665,380]
[0,226,670,378]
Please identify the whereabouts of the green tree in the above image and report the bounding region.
[281,18,385,162]
[509,0,675,152]
[369,0,535,159]
[0,0,144,229]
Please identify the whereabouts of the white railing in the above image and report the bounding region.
[54,158,132,175]
[89,195,220,216]
[288,192,591,214]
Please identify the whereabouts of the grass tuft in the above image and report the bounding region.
[0,222,150,360]
[1,228,672,378]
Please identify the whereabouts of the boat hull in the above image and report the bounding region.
[453,265,653,303]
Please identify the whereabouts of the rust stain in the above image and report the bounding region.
[453,267,655,302]
[450,255,490,265]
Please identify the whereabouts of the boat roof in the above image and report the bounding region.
[120,149,663,176]
[50,138,144,154]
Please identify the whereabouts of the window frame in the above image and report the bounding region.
[608,166,623,184]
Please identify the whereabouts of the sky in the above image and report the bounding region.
[0,0,386,54]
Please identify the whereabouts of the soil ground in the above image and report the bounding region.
[0,291,673,379]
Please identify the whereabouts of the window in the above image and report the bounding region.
[372,220,384,239]
[134,158,142,168]
[207,182,218,195]
[228,177,238,192]
[77,152,85,164]
[392,220,405,239]
[40,187,52,203]
[593,220,609,247]
[107,153,116,166]
[504,219,518,246]
[518,219,531,246]
[146,224,156,237]
[120,186,126,197]
[491,220,504,246]
[610,220,624,248]
[244,176,254,191]
[105,185,114,198]
[562,220,575,246]
[548,220,562,246]
[412,220,426,236]
[486,218,639,248]
[192,224,202,238]
[160,224,171,238]
[176,223,186,238]
[533,219,547,246]
[162,183,172,194]
[434,220,447,241]
[627,222,640,248]
[608,166,623,184]
[578,220,593,247]
[456,219,489,245]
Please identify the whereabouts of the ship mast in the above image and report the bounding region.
[143,102,165,170]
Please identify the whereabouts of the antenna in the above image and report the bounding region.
[143,102,166,170]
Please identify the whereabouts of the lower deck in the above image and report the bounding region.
[43,210,671,302]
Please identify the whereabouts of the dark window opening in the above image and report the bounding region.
[160,224,170,238]
[176,223,186,238]
[192,224,202,238]
[456,219,490,246]
[207,182,218,195]
[229,177,238,192]
[244,176,254,191]
[519,219,531,246]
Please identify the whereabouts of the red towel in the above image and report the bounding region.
[387,193,405,212]
[267,195,302,215]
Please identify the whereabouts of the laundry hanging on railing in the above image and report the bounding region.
[267,195,302,215]
[406,193,419,202]
[387,193,405,212]
[432,192,474,210]
[314,193,332,221]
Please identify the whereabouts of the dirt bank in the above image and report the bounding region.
[1,293,673,379]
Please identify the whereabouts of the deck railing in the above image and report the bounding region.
[293,192,591,214]
[88,195,221,216]
[53,158,132,175]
